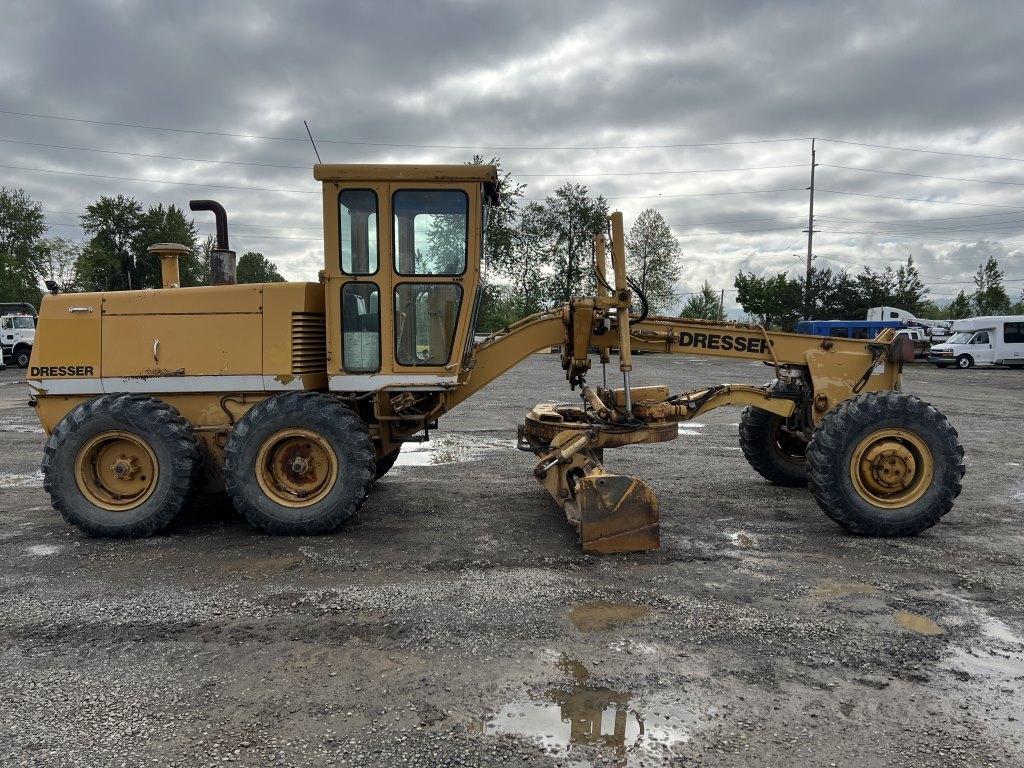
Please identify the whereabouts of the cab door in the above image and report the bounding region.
[387,183,480,382]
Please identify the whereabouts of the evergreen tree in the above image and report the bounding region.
[892,255,930,315]
[538,183,608,303]
[971,256,1011,315]
[625,209,681,314]
[35,236,81,292]
[943,291,973,320]
[680,281,721,320]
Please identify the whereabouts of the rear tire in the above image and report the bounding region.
[739,407,808,487]
[956,354,973,369]
[42,394,200,537]
[224,392,375,535]
[806,392,964,536]
[375,449,401,480]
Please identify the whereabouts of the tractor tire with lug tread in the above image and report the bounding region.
[224,392,375,535]
[375,449,401,480]
[42,394,201,538]
[806,391,964,536]
[956,354,973,369]
[739,406,808,487]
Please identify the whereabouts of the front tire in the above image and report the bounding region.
[42,394,201,537]
[14,346,31,368]
[956,354,973,369]
[224,392,375,535]
[806,392,964,536]
[739,407,808,487]
[375,449,401,480]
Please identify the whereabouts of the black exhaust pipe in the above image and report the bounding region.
[189,200,236,284]
[189,199,230,251]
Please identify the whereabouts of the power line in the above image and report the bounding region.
[516,164,805,178]
[818,188,1024,208]
[602,186,806,201]
[817,137,1024,164]
[0,163,318,194]
[0,108,811,151]
[816,209,1024,226]
[822,163,1024,187]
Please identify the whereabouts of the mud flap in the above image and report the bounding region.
[573,473,660,554]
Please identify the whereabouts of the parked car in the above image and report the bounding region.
[928,316,1024,369]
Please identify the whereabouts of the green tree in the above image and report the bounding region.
[734,270,803,330]
[680,281,721,320]
[892,255,930,315]
[971,256,1010,315]
[0,187,46,304]
[944,290,974,320]
[538,183,608,303]
[79,195,143,290]
[132,204,201,287]
[35,236,81,292]
[625,209,681,314]
[236,251,285,283]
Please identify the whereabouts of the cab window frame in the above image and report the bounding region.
[341,281,382,373]
[391,188,470,277]
[393,281,464,367]
[338,188,381,276]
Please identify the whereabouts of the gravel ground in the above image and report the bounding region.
[1,356,1022,767]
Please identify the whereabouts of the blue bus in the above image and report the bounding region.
[795,319,904,339]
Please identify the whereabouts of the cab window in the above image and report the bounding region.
[394,284,463,366]
[13,317,34,329]
[972,331,990,345]
[392,190,468,275]
[342,283,380,372]
[339,190,379,274]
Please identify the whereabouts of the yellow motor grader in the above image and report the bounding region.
[28,164,965,552]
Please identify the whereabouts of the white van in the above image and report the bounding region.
[928,316,1024,369]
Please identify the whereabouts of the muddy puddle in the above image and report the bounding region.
[894,610,944,636]
[570,602,650,632]
[474,656,696,765]
[0,470,43,489]
[393,434,511,467]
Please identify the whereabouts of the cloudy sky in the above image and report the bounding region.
[2,0,1023,312]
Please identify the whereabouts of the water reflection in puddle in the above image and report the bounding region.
[677,422,704,437]
[393,434,510,467]
[474,656,695,766]
[945,616,1024,682]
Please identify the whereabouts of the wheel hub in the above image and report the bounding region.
[75,432,159,511]
[849,429,933,509]
[256,428,339,508]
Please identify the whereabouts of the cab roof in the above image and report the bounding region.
[313,164,498,183]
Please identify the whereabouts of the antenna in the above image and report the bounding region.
[304,120,323,164]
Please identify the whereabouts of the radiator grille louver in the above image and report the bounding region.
[290,313,327,374]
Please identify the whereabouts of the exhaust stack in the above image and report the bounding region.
[189,200,236,285]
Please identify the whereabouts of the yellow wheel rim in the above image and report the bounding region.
[849,428,933,509]
[75,431,159,511]
[255,428,339,508]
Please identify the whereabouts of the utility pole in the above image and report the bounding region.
[718,288,725,322]
[804,138,817,319]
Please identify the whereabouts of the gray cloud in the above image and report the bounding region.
[2,0,1023,309]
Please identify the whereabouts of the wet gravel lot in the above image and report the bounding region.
[1,356,1022,767]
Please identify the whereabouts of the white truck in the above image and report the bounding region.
[0,303,36,369]
[928,315,1024,369]
[867,306,951,340]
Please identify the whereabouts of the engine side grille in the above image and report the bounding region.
[291,313,327,374]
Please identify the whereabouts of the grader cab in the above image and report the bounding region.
[28,164,965,551]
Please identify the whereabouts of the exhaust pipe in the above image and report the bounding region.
[189,200,236,285]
